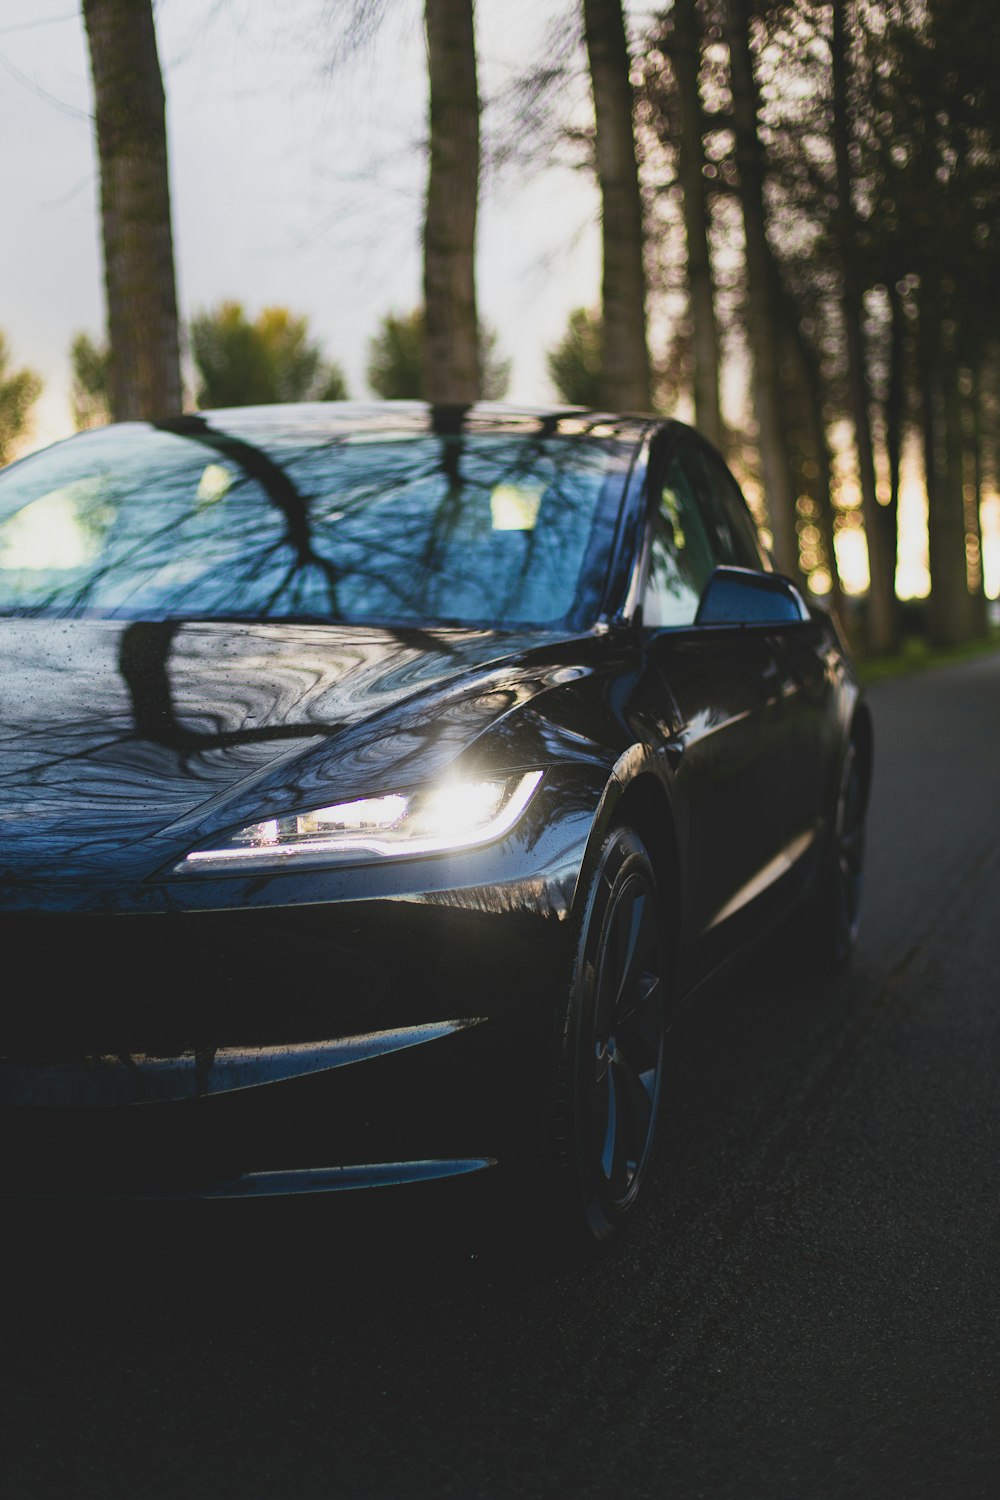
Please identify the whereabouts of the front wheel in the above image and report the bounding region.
[799,737,868,972]
[551,825,666,1246]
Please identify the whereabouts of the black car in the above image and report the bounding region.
[0,402,870,1242]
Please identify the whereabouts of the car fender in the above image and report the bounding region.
[567,741,686,957]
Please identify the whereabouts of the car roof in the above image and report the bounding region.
[182,400,657,447]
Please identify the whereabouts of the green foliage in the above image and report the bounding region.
[479,325,513,403]
[366,309,424,399]
[546,308,603,408]
[0,334,43,466]
[366,309,511,401]
[70,332,112,430]
[856,629,1000,684]
[190,302,348,408]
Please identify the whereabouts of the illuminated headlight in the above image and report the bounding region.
[177,771,543,871]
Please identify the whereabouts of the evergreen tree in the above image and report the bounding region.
[69,333,112,430]
[547,309,604,407]
[367,310,510,401]
[190,304,348,409]
[0,334,42,466]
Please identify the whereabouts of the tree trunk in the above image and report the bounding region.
[723,0,800,581]
[830,0,896,654]
[82,0,181,421]
[761,231,844,613]
[787,315,845,618]
[423,0,480,405]
[920,302,971,647]
[941,348,973,643]
[881,279,905,635]
[671,0,723,448]
[583,0,651,412]
[966,363,989,635]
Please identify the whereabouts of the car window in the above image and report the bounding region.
[642,451,719,627]
[689,446,766,572]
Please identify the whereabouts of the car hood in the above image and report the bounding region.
[0,618,588,882]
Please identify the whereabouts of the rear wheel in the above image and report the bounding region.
[551,826,666,1246]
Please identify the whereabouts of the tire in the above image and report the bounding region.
[550,825,666,1247]
[800,736,867,972]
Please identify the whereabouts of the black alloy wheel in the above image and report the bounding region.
[553,825,666,1246]
[828,738,866,965]
[795,735,868,973]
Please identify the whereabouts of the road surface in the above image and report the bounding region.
[3,652,999,1498]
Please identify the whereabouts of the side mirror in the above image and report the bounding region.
[695,566,809,627]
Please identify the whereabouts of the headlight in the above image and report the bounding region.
[177,771,543,871]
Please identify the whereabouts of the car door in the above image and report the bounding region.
[690,441,831,857]
[633,438,810,977]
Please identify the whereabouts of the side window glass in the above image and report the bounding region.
[642,453,718,627]
[691,448,766,571]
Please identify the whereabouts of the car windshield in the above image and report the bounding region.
[0,416,632,631]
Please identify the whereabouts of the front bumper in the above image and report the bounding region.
[1,812,592,1198]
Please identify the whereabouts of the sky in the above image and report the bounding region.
[0,0,601,448]
[1,0,996,599]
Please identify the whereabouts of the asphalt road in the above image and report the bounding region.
[3,652,999,1499]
